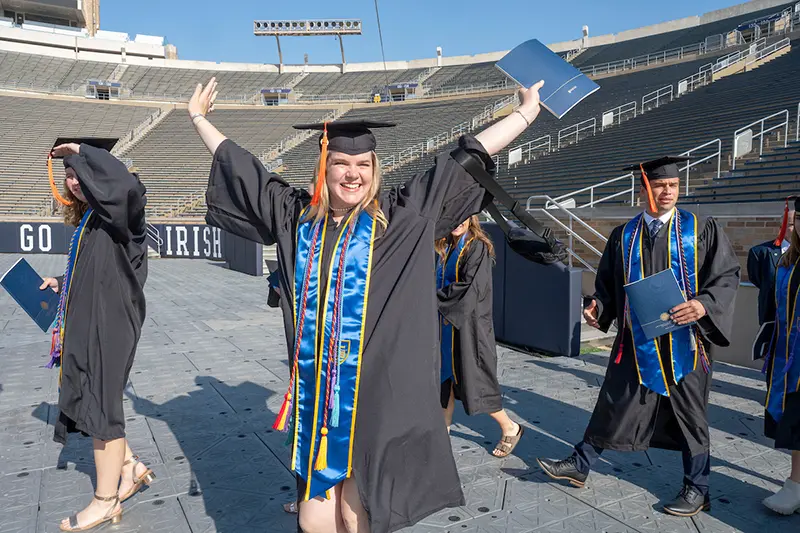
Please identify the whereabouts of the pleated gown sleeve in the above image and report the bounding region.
[590,226,622,332]
[438,240,503,415]
[55,145,147,444]
[692,217,741,347]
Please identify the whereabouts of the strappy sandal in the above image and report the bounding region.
[283,501,298,514]
[119,455,156,503]
[59,494,122,531]
[492,424,524,458]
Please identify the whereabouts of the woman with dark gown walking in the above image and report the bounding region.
[40,140,154,531]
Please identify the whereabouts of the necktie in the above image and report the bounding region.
[649,219,663,238]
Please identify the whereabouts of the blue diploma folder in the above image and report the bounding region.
[624,269,694,340]
[495,38,600,119]
[0,258,59,332]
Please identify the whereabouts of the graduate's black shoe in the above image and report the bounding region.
[662,485,711,517]
[536,457,587,488]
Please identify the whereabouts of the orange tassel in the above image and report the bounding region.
[774,198,790,246]
[48,156,72,207]
[314,427,329,471]
[272,393,291,431]
[640,164,657,214]
[311,123,328,206]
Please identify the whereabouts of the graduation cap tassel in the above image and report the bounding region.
[640,164,657,214]
[774,198,790,246]
[310,123,329,207]
[48,156,73,207]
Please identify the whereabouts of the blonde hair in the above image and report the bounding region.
[62,176,88,227]
[435,215,496,262]
[303,151,388,232]
[779,216,799,268]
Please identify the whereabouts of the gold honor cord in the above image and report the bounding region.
[48,156,73,206]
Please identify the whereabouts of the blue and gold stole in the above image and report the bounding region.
[48,207,93,371]
[765,259,800,422]
[272,206,376,502]
[437,234,473,384]
[621,209,707,397]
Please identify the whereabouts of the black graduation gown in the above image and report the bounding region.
[584,216,740,456]
[747,240,783,325]
[764,259,800,451]
[54,145,148,444]
[438,240,503,416]
[204,136,492,533]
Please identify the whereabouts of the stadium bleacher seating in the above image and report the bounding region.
[0,96,158,215]
[274,95,504,186]
[121,107,335,215]
[294,69,427,98]
[572,2,796,67]
[423,63,510,90]
[494,43,800,207]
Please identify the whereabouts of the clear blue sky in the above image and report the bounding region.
[102,0,744,65]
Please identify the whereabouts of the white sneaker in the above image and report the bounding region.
[763,478,800,515]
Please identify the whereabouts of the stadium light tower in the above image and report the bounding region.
[254,19,363,72]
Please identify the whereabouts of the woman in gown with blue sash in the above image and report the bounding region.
[436,216,523,458]
[39,140,152,531]
[762,196,800,515]
[188,78,545,533]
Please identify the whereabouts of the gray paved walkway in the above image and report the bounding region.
[1,254,798,533]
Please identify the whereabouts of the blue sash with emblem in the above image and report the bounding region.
[765,260,800,423]
[272,207,376,501]
[437,234,473,384]
[621,209,706,396]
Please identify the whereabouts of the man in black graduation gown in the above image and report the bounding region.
[748,201,794,325]
[537,157,740,517]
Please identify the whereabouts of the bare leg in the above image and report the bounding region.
[118,440,149,498]
[489,410,520,458]
[444,384,455,433]
[298,483,346,533]
[340,477,370,533]
[791,451,800,483]
[60,438,125,529]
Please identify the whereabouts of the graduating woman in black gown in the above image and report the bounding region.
[436,215,523,457]
[39,141,154,531]
[762,197,800,515]
[188,78,545,533]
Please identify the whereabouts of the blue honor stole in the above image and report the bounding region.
[437,234,473,384]
[49,207,94,373]
[621,209,702,396]
[279,207,376,502]
[765,260,800,423]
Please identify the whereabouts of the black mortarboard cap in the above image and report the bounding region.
[293,119,395,156]
[51,137,118,158]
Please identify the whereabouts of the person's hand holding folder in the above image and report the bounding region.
[40,277,59,293]
[669,300,706,325]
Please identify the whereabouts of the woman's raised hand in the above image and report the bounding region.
[189,78,219,118]
[51,143,81,158]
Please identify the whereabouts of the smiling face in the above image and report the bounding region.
[642,177,680,215]
[451,219,470,238]
[64,167,86,203]
[325,151,374,210]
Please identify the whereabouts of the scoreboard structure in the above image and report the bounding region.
[253,19,363,71]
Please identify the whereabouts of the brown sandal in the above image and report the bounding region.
[119,455,156,503]
[59,494,122,531]
[492,424,524,458]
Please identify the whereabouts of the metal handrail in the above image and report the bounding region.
[422,79,510,98]
[557,118,596,149]
[744,37,791,67]
[678,138,722,196]
[525,194,608,273]
[678,64,713,96]
[732,109,790,169]
[507,135,552,168]
[601,101,636,131]
[796,102,800,142]
[641,85,673,112]
[579,41,706,77]
[547,173,637,209]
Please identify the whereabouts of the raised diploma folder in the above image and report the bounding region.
[624,269,695,340]
[495,38,600,119]
[0,258,59,332]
